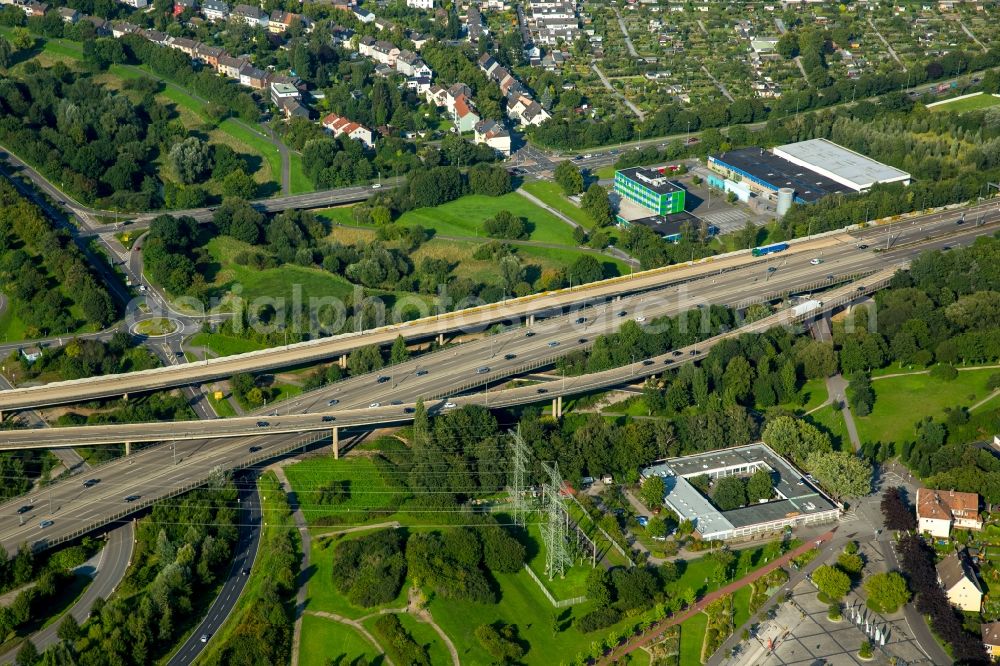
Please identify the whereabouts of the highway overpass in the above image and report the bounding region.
[1,201,995,413]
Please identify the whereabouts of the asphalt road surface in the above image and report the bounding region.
[168,473,261,666]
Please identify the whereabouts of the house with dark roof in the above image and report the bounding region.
[238,63,267,89]
[217,54,247,78]
[231,3,266,26]
[473,119,511,156]
[112,22,140,38]
[937,549,982,612]
[201,0,228,20]
[196,44,224,68]
[983,621,1000,660]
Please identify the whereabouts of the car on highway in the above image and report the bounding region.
[249,446,262,453]
[476,366,490,374]
[390,400,403,405]
[578,338,587,344]
[810,258,823,265]
[617,311,627,317]
[642,359,654,366]
[124,495,141,503]
[403,407,415,414]
[242,568,250,576]
[767,266,777,273]
[444,401,457,409]
[200,634,210,643]
[255,421,269,428]
[371,183,382,189]
[635,316,646,322]
[857,286,866,292]
[327,399,340,406]
[664,359,673,365]
[672,351,683,357]
[16,505,31,514]
[536,388,548,394]
[369,402,381,408]
[857,243,869,250]
[525,331,535,338]
[321,416,335,423]
[573,155,583,160]
[547,340,560,347]
[415,369,429,376]
[39,520,53,529]
[583,154,592,159]
[575,317,586,324]
[82,479,100,488]
[503,353,516,360]
[376,375,390,383]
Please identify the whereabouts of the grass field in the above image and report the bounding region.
[202,236,356,305]
[364,613,452,666]
[525,522,591,600]
[855,367,999,444]
[307,533,411,618]
[283,455,404,526]
[397,194,580,246]
[679,612,708,664]
[186,331,269,358]
[520,181,593,228]
[806,404,852,451]
[288,151,313,194]
[299,615,384,666]
[205,390,238,417]
[666,543,787,601]
[218,119,282,186]
[929,93,1000,113]
[732,586,752,632]
[0,307,30,344]
[798,378,828,413]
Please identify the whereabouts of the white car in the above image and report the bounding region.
[635,316,646,322]
[369,402,381,408]
[371,183,382,189]
[810,258,823,265]
[444,401,457,409]
[583,153,592,158]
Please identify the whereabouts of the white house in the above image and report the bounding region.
[916,488,982,538]
[937,550,983,612]
[322,113,375,149]
[406,0,433,8]
[473,119,511,156]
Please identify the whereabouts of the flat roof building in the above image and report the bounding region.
[614,167,686,216]
[641,443,840,541]
[772,139,911,192]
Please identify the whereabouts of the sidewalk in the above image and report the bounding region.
[599,528,837,664]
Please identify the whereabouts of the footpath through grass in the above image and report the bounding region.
[299,615,383,666]
[929,93,1000,113]
[856,366,999,444]
[520,181,593,228]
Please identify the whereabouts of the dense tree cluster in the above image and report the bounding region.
[371,615,431,666]
[0,182,115,335]
[578,566,664,632]
[8,331,157,385]
[896,534,989,664]
[881,487,917,532]
[330,530,406,607]
[863,572,910,614]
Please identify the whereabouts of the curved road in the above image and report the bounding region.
[168,472,261,666]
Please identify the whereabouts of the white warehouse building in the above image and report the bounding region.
[771,138,911,192]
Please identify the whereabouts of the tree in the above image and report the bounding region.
[14,639,38,666]
[57,614,81,644]
[763,416,832,466]
[168,137,212,185]
[10,28,33,51]
[467,164,512,196]
[777,31,800,59]
[567,254,603,285]
[555,160,584,195]
[639,476,665,510]
[847,372,875,416]
[746,468,773,503]
[812,564,851,600]
[390,335,410,364]
[484,210,528,239]
[581,183,613,226]
[712,476,747,511]
[881,487,917,532]
[349,344,383,374]
[805,451,872,498]
[864,572,910,613]
[221,169,256,199]
[0,36,11,70]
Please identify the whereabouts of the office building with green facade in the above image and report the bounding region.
[614,167,686,217]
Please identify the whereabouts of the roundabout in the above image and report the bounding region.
[131,317,181,338]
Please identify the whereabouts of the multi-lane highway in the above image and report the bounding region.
[2,199,996,413]
[168,473,261,666]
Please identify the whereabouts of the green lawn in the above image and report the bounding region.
[517,244,629,276]
[806,404,852,452]
[364,613,451,666]
[732,585,752,631]
[929,93,1000,113]
[205,390,238,418]
[283,455,404,526]
[798,378,828,413]
[218,120,283,186]
[667,543,787,600]
[397,193,580,246]
[430,568,651,666]
[525,522,591,601]
[299,615,384,666]
[0,307,30,344]
[594,165,616,180]
[307,533,410,618]
[318,206,357,226]
[679,612,708,665]
[186,331,269,359]
[202,236,356,305]
[520,181,593,228]
[288,151,313,194]
[856,367,1000,444]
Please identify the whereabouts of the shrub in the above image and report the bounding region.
[317,480,351,505]
[576,607,622,633]
[475,623,524,660]
[330,530,407,608]
[372,615,430,666]
[929,364,958,381]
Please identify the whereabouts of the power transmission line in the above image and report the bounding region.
[540,461,572,581]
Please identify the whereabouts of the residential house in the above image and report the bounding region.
[916,488,982,538]
[409,32,429,49]
[983,621,1000,660]
[196,43,224,68]
[58,7,80,22]
[270,81,300,106]
[277,97,309,119]
[395,50,430,77]
[169,37,199,57]
[466,4,484,42]
[86,16,111,35]
[374,17,395,31]
[231,3,266,27]
[173,0,195,17]
[406,76,432,94]
[452,94,480,133]
[23,3,48,18]
[371,40,400,66]
[520,100,550,126]
[268,10,300,33]
[217,53,247,78]
[473,119,511,156]
[424,84,448,108]
[352,7,374,23]
[445,83,472,113]
[201,0,228,20]
[322,113,375,148]
[477,52,499,77]
[20,347,42,364]
[937,549,983,612]
[238,63,267,89]
[111,22,140,38]
[119,0,148,8]
[407,0,433,7]
[330,25,354,46]
[373,63,394,78]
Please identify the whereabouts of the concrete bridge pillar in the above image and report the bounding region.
[527,314,535,326]
[123,393,129,402]
[332,426,339,460]
[339,354,347,370]
[124,442,131,456]
[551,396,563,419]
[437,333,445,346]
